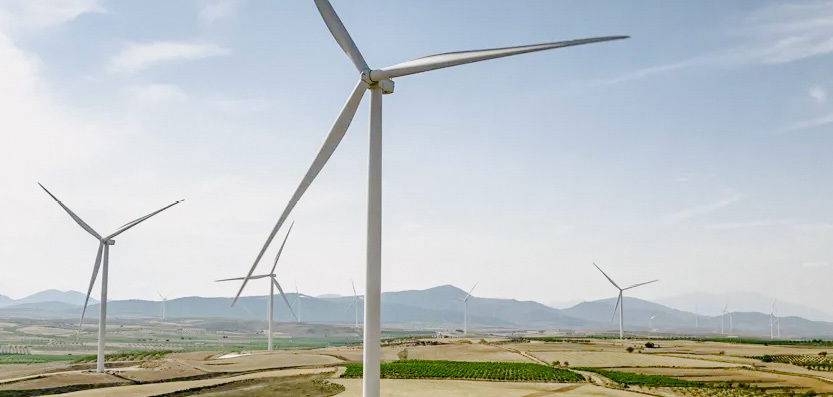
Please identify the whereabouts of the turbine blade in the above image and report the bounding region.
[593,263,621,289]
[610,293,622,323]
[107,200,183,239]
[216,274,270,282]
[313,0,369,72]
[38,183,102,240]
[373,36,628,80]
[269,221,295,274]
[79,243,104,329]
[351,279,358,298]
[465,281,478,301]
[274,279,297,321]
[624,279,658,290]
[234,81,366,306]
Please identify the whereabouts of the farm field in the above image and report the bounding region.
[3,332,833,395]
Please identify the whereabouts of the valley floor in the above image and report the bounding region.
[3,337,833,396]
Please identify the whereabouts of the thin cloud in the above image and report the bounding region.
[663,194,742,223]
[708,220,792,230]
[108,41,230,73]
[802,261,830,268]
[0,0,104,33]
[198,0,242,24]
[599,1,833,85]
[779,112,833,133]
[810,85,828,105]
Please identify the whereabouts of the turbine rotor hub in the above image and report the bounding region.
[105,240,115,245]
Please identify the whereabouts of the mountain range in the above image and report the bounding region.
[1,285,831,338]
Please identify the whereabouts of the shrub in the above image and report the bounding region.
[644,342,656,348]
[626,346,634,353]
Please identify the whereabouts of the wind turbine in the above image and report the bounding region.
[456,282,478,335]
[291,283,305,323]
[348,280,364,329]
[158,291,168,321]
[593,263,658,340]
[694,304,699,329]
[721,304,734,334]
[38,183,182,373]
[218,224,297,351]
[649,315,658,331]
[770,300,780,339]
[240,1,627,394]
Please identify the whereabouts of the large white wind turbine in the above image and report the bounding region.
[219,224,297,351]
[593,263,658,340]
[456,282,478,335]
[348,280,364,329]
[240,1,627,394]
[39,183,182,373]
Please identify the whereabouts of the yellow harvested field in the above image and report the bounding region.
[517,350,741,368]
[181,351,343,372]
[0,371,129,391]
[62,367,335,396]
[334,379,647,397]
[403,343,534,362]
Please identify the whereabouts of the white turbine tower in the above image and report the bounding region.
[219,224,297,351]
[158,291,168,321]
[238,2,627,394]
[39,183,182,373]
[649,315,658,332]
[348,280,364,329]
[456,282,478,335]
[770,300,780,339]
[593,263,658,340]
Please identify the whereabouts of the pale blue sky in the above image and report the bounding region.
[0,1,831,314]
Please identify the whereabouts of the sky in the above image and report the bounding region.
[0,0,831,314]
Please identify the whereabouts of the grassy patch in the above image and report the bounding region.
[0,354,78,364]
[72,350,173,363]
[342,360,584,382]
[577,368,705,387]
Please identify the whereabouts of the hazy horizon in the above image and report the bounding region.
[1,1,831,315]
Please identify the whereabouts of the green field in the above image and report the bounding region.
[577,368,706,387]
[342,360,584,382]
[0,354,78,364]
[757,354,833,371]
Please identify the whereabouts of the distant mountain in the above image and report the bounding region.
[2,286,832,338]
[656,292,833,322]
[0,293,12,306]
[0,290,96,308]
[14,290,96,307]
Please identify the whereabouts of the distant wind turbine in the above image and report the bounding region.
[695,304,699,329]
[39,183,182,373]
[348,280,363,329]
[291,283,306,323]
[455,282,478,335]
[770,300,781,339]
[721,304,734,334]
[241,1,627,394]
[593,263,658,340]
[217,223,297,351]
[157,291,168,320]
[649,315,658,331]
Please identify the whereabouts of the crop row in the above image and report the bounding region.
[577,368,705,387]
[73,350,173,363]
[757,354,833,371]
[342,360,584,382]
